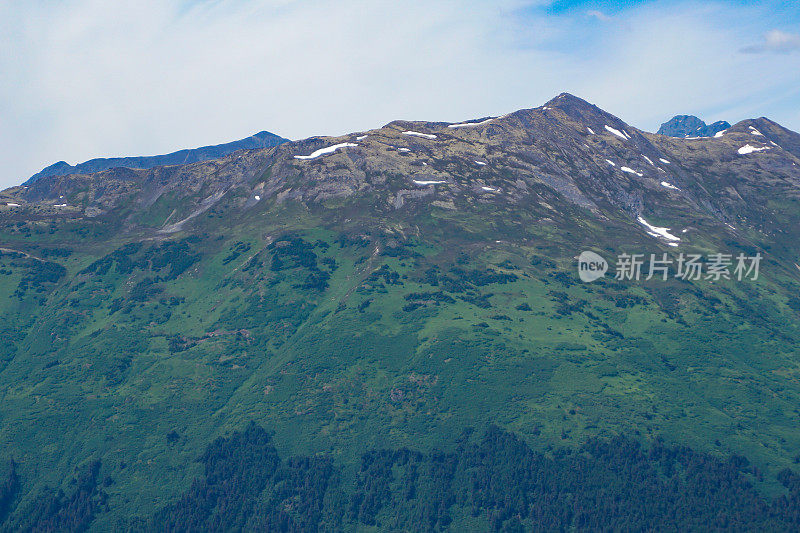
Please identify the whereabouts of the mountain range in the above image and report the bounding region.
[25,130,289,184]
[1,93,800,530]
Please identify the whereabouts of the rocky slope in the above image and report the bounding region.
[5,94,800,265]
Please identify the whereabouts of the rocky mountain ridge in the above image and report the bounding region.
[4,93,799,267]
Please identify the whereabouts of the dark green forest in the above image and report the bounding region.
[7,424,800,531]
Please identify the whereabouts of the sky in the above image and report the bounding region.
[1,0,799,188]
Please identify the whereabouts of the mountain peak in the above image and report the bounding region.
[657,115,730,138]
[543,92,598,111]
[546,91,583,102]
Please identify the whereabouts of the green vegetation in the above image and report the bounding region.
[20,424,800,531]
[1,188,800,529]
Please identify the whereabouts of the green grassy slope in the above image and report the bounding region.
[1,192,800,527]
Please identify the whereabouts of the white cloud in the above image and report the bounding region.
[741,29,800,54]
[587,10,612,22]
[1,0,547,186]
[0,1,798,188]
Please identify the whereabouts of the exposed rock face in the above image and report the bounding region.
[25,130,289,184]
[657,115,731,138]
[4,93,800,266]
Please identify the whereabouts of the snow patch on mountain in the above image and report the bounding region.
[605,125,630,140]
[738,144,770,155]
[403,131,437,139]
[294,142,358,160]
[448,119,493,128]
[637,216,681,242]
[621,166,643,177]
